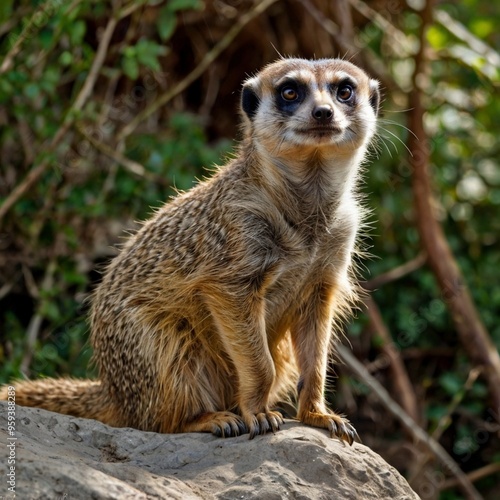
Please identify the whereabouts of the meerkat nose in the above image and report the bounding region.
[312,105,334,124]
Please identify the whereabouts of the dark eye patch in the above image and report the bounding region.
[330,78,357,107]
[275,79,307,115]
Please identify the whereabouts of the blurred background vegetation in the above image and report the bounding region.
[0,0,499,498]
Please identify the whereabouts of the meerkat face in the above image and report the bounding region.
[241,58,379,155]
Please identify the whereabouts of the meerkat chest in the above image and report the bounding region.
[262,208,358,322]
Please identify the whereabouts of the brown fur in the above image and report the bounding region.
[1,58,379,443]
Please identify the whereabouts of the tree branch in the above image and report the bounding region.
[0,2,146,225]
[408,0,500,422]
[362,252,427,291]
[294,0,396,92]
[21,258,57,376]
[408,368,482,485]
[364,295,420,423]
[441,463,500,492]
[337,344,482,500]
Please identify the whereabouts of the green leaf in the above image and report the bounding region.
[0,78,13,102]
[439,372,463,396]
[166,0,203,12]
[426,404,448,422]
[40,67,61,95]
[70,20,87,46]
[157,6,177,41]
[39,28,54,50]
[122,56,139,80]
[134,39,168,70]
[59,51,73,66]
[470,18,494,39]
[123,46,137,58]
[41,301,60,322]
[24,82,40,99]
[426,25,448,50]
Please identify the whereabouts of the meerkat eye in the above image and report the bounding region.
[281,87,298,101]
[337,85,354,102]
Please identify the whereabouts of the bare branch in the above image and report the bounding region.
[0,11,118,225]
[362,253,427,291]
[348,0,411,56]
[434,10,500,68]
[364,295,420,422]
[21,259,57,377]
[337,344,483,500]
[441,463,500,491]
[409,368,482,484]
[76,125,147,179]
[0,0,83,75]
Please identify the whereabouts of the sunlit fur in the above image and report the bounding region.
[1,58,379,443]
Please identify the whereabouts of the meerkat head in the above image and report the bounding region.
[241,58,379,157]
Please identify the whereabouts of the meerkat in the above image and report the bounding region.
[1,58,379,444]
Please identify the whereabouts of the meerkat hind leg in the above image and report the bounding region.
[299,408,358,445]
[293,283,359,445]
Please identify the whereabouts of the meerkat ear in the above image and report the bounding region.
[369,79,380,116]
[241,78,260,119]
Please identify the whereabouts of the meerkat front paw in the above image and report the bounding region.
[243,409,284,439]
[181,411,247,437]
[299,410,358,445]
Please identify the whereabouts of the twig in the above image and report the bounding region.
[434,10,500,68]
[22,264,39,298]
[408,368,482,484]
[76,124,148,179]
[0,281,16,300]
[20,259,57,377]
[0,0,63,75]
[441,463,500,491]
[334,0,354,41]
[364,295,420,422]
[117,0,279,142]
[0,14,23,38]
[362,252,427,290]
[337,344,483,500]
[294,0,346,49]
[294,0,399,94]
[435,368,482,441]
[0,9,119,225]
[348,0,411,56]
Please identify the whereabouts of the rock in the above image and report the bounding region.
[0,402,419,499]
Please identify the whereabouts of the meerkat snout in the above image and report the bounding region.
[311,104,334,123]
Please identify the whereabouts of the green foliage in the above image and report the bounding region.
[0,0,226,382]
[122,39,169,79]
[356,3,500,493]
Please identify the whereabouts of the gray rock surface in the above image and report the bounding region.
[0,402,419,499]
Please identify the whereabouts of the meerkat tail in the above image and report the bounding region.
[0,378,115,424]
